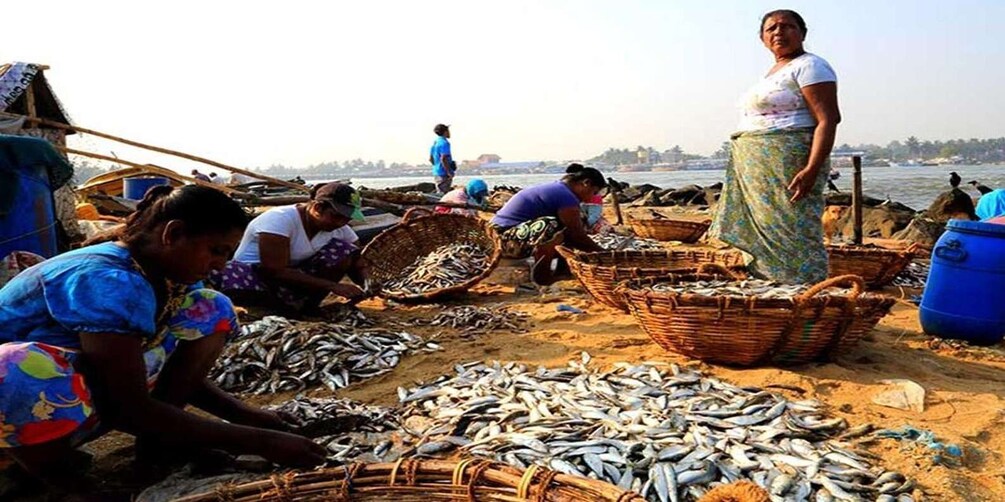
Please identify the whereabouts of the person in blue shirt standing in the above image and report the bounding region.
[429,124,455,194]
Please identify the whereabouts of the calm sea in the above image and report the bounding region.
[318,165,1004,212]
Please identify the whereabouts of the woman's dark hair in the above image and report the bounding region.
[562,163,607,189]
[760,9,807,35]
[120,185,249,246]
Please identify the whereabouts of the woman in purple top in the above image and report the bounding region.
[490,164,607,284]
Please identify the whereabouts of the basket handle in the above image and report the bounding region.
[402,207,433,222]
[797,274,865,302]
[696,262,741,279]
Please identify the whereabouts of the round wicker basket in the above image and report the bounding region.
[827,244,917,289]
[361,214,502,303]
[629,218,711,243]
[556,246,746,311]
[617,274,895,366]
[174,459,645,502]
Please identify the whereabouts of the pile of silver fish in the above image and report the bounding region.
[649,279,864,300]
[211,316,439,394]
[891,262,929,289]
[405,304,531,337]
[397,354,914,502]
[592,233,667,251]
[272,397,404,465]
[382,243,491,296]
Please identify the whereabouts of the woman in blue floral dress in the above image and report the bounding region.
[0,185,325,490]
[709,9,841,284]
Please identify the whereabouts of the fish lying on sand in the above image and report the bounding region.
[396,353,915,502]
[401,304,531,337]
[382,243,491,296]
[210,316,439,394]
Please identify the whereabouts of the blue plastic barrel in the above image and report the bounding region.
[123,176,170,201]
[0,162,58,259]
[920,220,1005,345]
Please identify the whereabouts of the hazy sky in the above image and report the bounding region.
[5,0,1004,169]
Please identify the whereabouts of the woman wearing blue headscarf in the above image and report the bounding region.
[435,179,489,217]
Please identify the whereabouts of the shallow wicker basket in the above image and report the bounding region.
[629,218,711,243]
[617,273,895,366]
[361,214,502,303]
[827,244,917,289]
[175,459,644,502]
[556,246,746,311]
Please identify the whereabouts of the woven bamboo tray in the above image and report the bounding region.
[617,274,895,366]
[629,218,711,243]
[827,244,918,289]
[175,459,645,502]
[556,246,746,311]
[361,214,502,303]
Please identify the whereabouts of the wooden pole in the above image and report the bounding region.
[24,86,37,120]
[0,111,309,193]
[60,146,250,198]
[852,156,863,245]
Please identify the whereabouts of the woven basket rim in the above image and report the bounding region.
[827,244,916,259]
[360,214,502,302]
[616,274,893,310]
[630,218,712,229]
[556,245,740,269]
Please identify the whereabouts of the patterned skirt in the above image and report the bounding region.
[708,128,829,284]
[494,217,564,259]
[0,288,239,449]
[208,238,357,310]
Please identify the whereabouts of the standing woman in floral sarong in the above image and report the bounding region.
[710,9,840,283]
[0,186,325,493]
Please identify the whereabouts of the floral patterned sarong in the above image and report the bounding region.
[0,288,239,449]
[709,128,829,284]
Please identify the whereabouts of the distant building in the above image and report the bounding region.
[477,154,501,164]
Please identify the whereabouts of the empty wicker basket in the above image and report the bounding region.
[556,246,746,311]
[617,273,896,366]
[361,214,502,303]
[827,244,918,289]
[175,459,645,502]
[629,217,711,243]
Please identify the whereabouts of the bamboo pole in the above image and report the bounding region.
[852,156,863,245]
[60,146,250,198]
[0,111,309,193]
[24,86,36,119]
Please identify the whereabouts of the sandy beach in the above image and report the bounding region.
[67,273,1005,502]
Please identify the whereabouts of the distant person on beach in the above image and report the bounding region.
[209,182,370,313]
[490,164,607,285]
[429,124,455,194]
[435,179,489,217]
[0,186,325,490]
[209,172,225,185]
[190,169,211,183]
[975,188,1005,221]
[708,9,840,283]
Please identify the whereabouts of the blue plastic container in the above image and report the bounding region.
[920,220,1005,345]
[0,162,58,259]
[123,176,170,201]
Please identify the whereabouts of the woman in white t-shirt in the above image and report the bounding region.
[708,9,841,284]
[209,182,369,312]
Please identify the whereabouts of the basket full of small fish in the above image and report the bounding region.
[827,244,919,289]
[362,213,502,302]
[210,316,440,394]
[617,272,896,366]
[556,246,747,312]
[591,233,668,251]
[396,354,916,501]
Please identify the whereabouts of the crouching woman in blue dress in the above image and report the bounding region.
[0,185,325,490]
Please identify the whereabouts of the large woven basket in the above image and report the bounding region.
[361,214,502,303]
[556,246,746,311]
[827,244,917,289]
[617,274,895,366]
[175,459,644,502]
[361,212,502,301]
[629,218,711,243]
